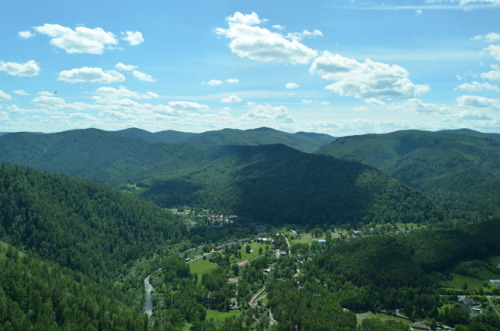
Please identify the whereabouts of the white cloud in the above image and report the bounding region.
[473,32,500,43]
[0,90,12,100]
[202,79,223,86]
[481,65,500,81]
[122,31,144,46]
[0,60,40,77]
[58,67,125,83]
[221,95,243,103]
[226,78,239,84]
[215,12,318,64]
[484,44,500,61]
[456,95,500,109]
[115,62,137,71]
[272,25,285,30]
[456,81,500,91]
[227,12,265,25]
[168,101,209,112]
[310,51,429,99]
[34,24,118,54]
[416,9,424,15]
[353,106,369,112]
[13,89,29,96]
[285,82,300,89]
[287,29,323,41]
[38,91,55,96]
[132,70,155,82]
[18,30,35,39]
[365,98,386,106]
[243,102,294,123]
[93,86,159,103]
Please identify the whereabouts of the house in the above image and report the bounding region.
[184,258,191,262]
[412,321,430,330]
[489,279,500,285]
[460,297,475,306]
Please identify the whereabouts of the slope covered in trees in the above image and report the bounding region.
[0,163,186,279]
[0,243,147,330]
[318,130,500,218]
[0,128,446,227]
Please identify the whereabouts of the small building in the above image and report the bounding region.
[489,279,500,285]
[184,258,191,262]
[315,239,326,243]
[412,321,431,330]
[460,297,475,306]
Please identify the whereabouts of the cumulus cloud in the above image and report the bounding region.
[132,70,155,82]
[285,82,300,89]
[226,78,239,84]
[58,67,125,83]
[202,79,223,86]
[215,12,318,64]
[18,30,35,39]
[287,29,323,41]
[0,60,40,77]
[310,51,429,99]
[456,81,500,91]
[13,89,29,96]
[168,101,209,112]
[115,62,137,71]
[34,24,118,54]
[481,65,500,81]
[473,32,500,43]
[93,86,159,102]
[122,31,144,46]
[221,95,243,103]
[0,90,12,100]
[243,102,294,123]
[456,95,500,109]
[484,44,500,61]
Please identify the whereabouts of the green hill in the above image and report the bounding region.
[0,129,444,227]
[114,127,196,143]
[0,163,186,279]
[318,130,500,218]
[0,242,147,330]
[181,127,335,153]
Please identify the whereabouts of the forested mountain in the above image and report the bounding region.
[0,163,186,279]
[0,129,444,226]
[0,243,148,330]
[318,130,500,218]
[114,127,197,144]
[180,127,335,153]
[440,128,500,142]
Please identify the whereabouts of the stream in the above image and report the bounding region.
[144,276,153,317]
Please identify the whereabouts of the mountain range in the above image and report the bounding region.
[318,129,500,218]
[0,128,446,226]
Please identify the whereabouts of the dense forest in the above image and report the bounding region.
[1,127,499,330]
[0,130,445,227]
[318,130,500,219]
[0,163,187,279]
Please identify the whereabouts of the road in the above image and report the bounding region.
[487,296,500,317]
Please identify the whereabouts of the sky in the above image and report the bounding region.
[0,0,499,136]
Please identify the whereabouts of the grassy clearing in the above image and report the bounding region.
[189,258,218,276]
[290,233,316,246]
[446,273,485,290]
[357,312,412,325]
[238,242,270,261]
[0,241,7,259]
[205,309,241,323]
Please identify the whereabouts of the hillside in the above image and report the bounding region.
[0,129,444,227]
[0,163,186,279]
[114,127,196,144]
[318,130,500,218]
[181,127,335,153]
[0,242,147,330]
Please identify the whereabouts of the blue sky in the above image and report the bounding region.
[1,0,499,135]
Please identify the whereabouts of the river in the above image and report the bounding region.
[144,276,153,317]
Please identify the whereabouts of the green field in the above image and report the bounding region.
[237,242,270,261]
[189,258,218,276]
[205,309,241,322]
[357,312,412,326]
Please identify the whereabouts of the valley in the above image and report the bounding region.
[0,127,499,330]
